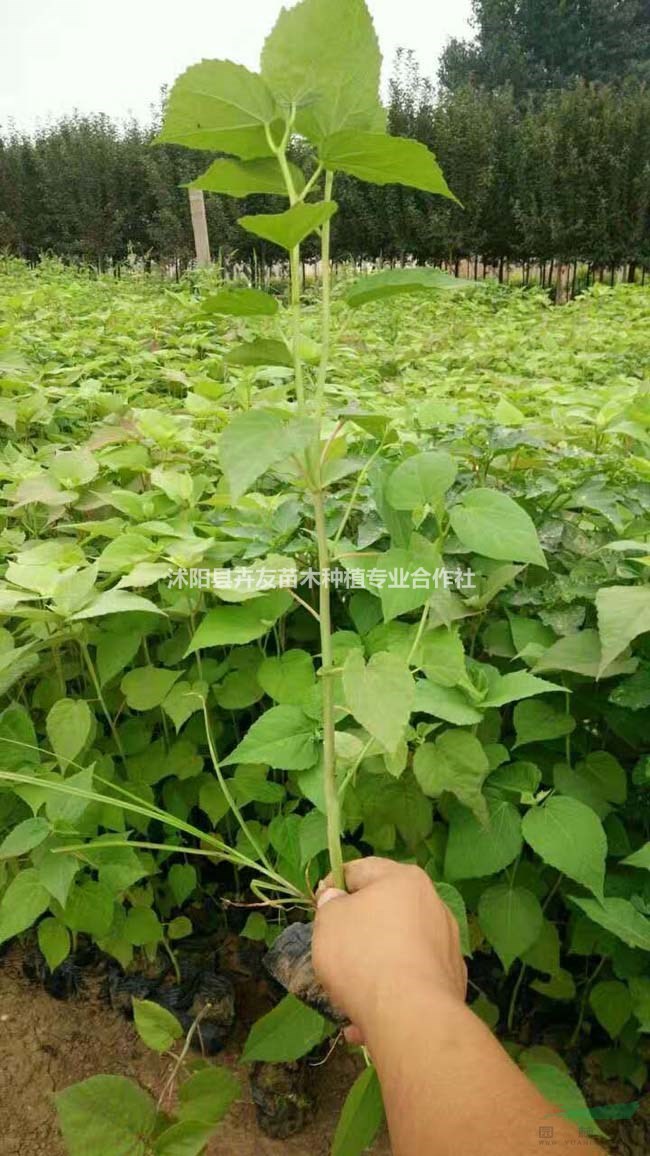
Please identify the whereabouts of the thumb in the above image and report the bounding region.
[317,887,346,909]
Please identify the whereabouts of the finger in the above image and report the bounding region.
[318,856,398,897]
[343,1024,365,1047]
[341,856,400,893]
[316,887,346,909]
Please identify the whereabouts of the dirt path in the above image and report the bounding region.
[0,946,390,1156]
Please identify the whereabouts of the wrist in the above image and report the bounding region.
[356,971,468,1047]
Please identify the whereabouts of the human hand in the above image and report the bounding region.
[312,857,467,1045]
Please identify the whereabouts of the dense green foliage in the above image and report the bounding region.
[439,0,650,94]
[2,75,650,269]
[1,258,650,1145]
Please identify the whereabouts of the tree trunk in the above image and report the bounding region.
[188,189,211,267]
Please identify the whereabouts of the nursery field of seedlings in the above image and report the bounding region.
[1,260,649,1152]
[1,0,650,1152]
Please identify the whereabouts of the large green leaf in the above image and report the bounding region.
[261,0,383,141]
[533,629,635,679]
[176,1067,240,1126]
[450,489,546,568]
[191,156,303,197]
[321,131,456,198]
[524,1065,603,1137]
[219,410,316,500]
[55,1075,157,1156]
[342,538,443,623]
[0,867,51,945]
[419,627,469,689]
[241,994,330,1062]
[121,667,182,712]
[482,671,564,708]
[624,841,650,870]
[489,761,542,800]
[567,751,627,809]
[629,977,650,1031]
[46,767,94,825]
[222,705,317,770]
[258,649,316,705]
[522,797,606,898]
[133,998,183,1053]
[125,906,163,947]
[444,798,522,880]
[71,589,165,620]
[385,451,457,511]
[37,850,79,907]
[96,630,141,687]
[513,699,575,747]
[414,679,483,726]
[168,864,197,907]
[162,681,205,732]
[332,1065,385,1156]
[346,267,469,308]
[38,917,70,971]
[570,896,650,951]
[299,809,329,866]
[156,60,278,158]
[239,201,338,250]
[0,703,39,770]
[199,287,279,317]
[342,650,414,754]
[597,586,650,675]
[219,408,285,492]
[530,969,577,1001]
[46,698,92,768]
[226,338,292,367]
[153,1121,213,1156]
[186,592,292,655]
[0,816,50,860]
[232,764,285,806]
[520,918,561,976]
[478,884,544,972]
[589,980,632,1039]
[414,730,489,822]
[64,879,114,938]
[434,881,471,956]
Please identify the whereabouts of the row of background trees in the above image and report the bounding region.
[1,0,650,274]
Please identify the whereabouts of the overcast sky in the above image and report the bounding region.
[1,0,473,133]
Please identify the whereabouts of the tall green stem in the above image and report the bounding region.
[317,170,334,411]
[570,955,606,1047]
[79,640,125,763]
[313,489,345,890]
[271,125,345,890]
[289,245,305,410]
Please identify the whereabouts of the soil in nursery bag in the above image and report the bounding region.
[264,922,346,1024]
[250,1059,314,1139]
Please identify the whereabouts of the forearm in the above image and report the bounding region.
[364,983,602,1156]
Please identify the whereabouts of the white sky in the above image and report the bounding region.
[1,0,473,133]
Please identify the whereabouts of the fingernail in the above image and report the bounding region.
[317,887,346,908]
